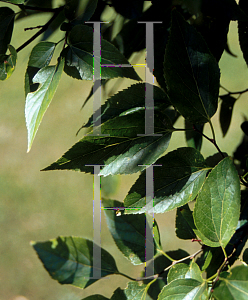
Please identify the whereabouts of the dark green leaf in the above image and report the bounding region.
[213,265,248,300]
[83,83,170,128]
[0,7,15,55]
[112,282,149,300]
[62,25,141,81]
[25,42,56,96]
[167,262,203,283]
[219,95,236,137]
[164,10,220,124]
[1,0,25,3]
[158,278,208,300]
[31,236,119,289]
[193,157,241,248]
[176,204,197,240]
[71,0,98,25]
[185,122,204,151]
[102,199,161,265]
[243,248,248,264]
[43,110,173,176]
[25,57,64,152]
[110,0,144,19]
[0,44,17,80]
[241,121,248,136]
[239,0,248,66]
[82,296,109,300]
[124,147,209,214]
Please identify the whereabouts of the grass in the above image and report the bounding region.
[0,3,248,299]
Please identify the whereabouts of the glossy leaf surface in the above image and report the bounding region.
[194,157,240,247]
[83,83,170,128]
[167,262,203,284]
[112,282,149,300]
[164,10,220,124]
[213,265,248,300]
[124,147,209,214]
[158,278,208,300]
[43,110,173,176]
[62,25,141,81]
[32,236,119,289]
[25,58,64,152]
[25,42,56,96]
[103,199,161,265]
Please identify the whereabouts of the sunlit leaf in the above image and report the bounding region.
[167,262,203,283]
[25,42,56,96]
[102,199,161,265]
[213,265,248,300]
[164,10,220,124]
[112,282,150,300]
[193,157,240,248]
[62,25,141,81]
[31,236,119,289]
[158,278,208,300]
[43,110,173,176]
[25,57,64,152]
[124,147,209,214]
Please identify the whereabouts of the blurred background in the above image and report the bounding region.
[1,1,248,299]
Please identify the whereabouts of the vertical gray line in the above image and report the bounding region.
[145,165,154,277]
[85,164,102,279]
[85,21,109,136]
[137,22,162,137]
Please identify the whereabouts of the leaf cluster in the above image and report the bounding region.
[2,0,248,299]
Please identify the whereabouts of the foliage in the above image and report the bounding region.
[1,0,248,299]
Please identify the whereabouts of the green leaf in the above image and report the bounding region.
[213,265,248,300]
[0,44,17,80]
[25,42,56,96]
[185,122,204,151]
[31,236,119,289]
[124,147,209,214]
[82,296,109,300]
[193,157,241,248]
[0,7,15,55]
[83,83,170,128]
[167,262,203,283]
[25,57,64,152]
[102,199,161,265]
[1,0,25,3]
[111,282,150,300]
[70,0,98,25]
[164,10,220,124]
[219,95,236,137]
[175,204,197,240]
[43,110,173,176]
[62,25,141,81]
[158,278,208,300]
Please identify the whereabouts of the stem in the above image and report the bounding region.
[157,249,175,262]
[118,272,136,281]
[193,124,225,159]
[16,6,64,53]
[220,85,248,96]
